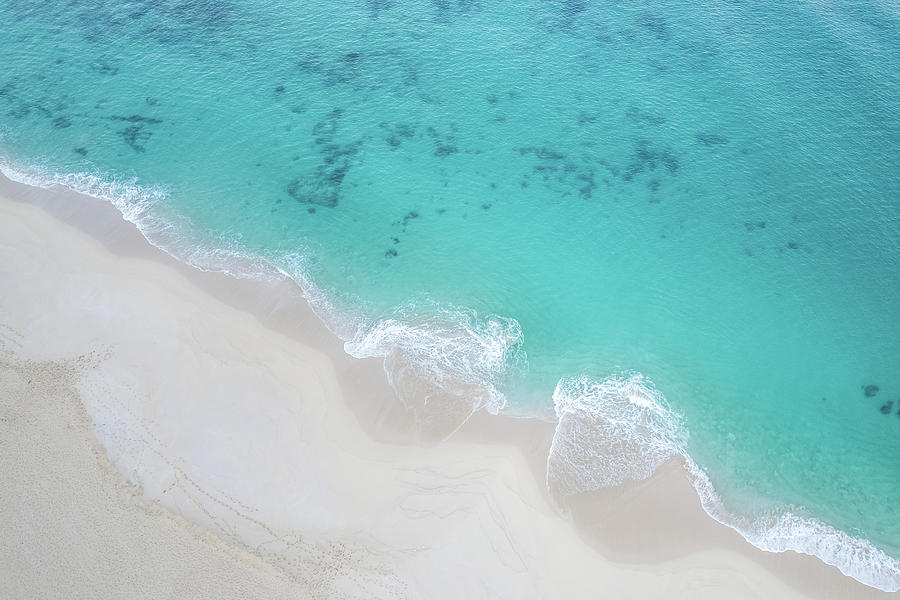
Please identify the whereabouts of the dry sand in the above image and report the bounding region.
[0,175,893,599]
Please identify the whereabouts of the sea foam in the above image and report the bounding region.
[547,373,900,592]
[345,302,526,441]
[0,158,527,442]
[547,373,687,500]
[3,157,897,591]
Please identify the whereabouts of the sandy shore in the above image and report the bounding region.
[0,174,892,599]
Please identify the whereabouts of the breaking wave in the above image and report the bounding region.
[0,157,527,442]
[2,156,897,591]
[346,302,526,441]
[547,373,900,592]
[547,373,687,499]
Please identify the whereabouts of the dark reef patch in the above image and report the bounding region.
[543,0,589,32]
[379,122,416,149]
[431,0,478,20]
[401,210,419,227]
[0,80,15,99]
[636,13,670,41]
[296,52,325,75]
[427,127,459,158]
[366,0,393,18]
[287,175,339,208]
[52,116,71,129]
[295,49,370,89]
[385,247,398,258]
[787,241,800,250]
[863,384,880,398]
[90,60,119,76]
[118,125,152,152]
[626,105,667,126]
[73,0,235,47]
[286,108,362,208]
[623,139,678,182]
[73,147,88,156]
[696,132,729,146]
[519,146,566,161]
[744,221,766,231]
[108,114,163,124]
[577,171,597,199]
[520,145,598,199]
[879,400,894,415]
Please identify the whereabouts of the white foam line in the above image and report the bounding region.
[0,157,357,336]
[0,157,528,439]
[547,373,900,592]
[4,157,897,592]
[685,459,900,592]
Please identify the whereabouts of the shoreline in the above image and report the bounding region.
[0,172,894,598]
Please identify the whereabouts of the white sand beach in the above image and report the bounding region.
[0,175,892,599]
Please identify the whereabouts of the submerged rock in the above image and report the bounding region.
[863,384,880,398]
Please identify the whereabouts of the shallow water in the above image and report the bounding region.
[1,0,898,589]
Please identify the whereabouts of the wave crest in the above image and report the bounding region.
[3,157,897,591]
[345,303,525,441]
[547,372,900,592]
[686,461,900,592]
[547,374,686,502]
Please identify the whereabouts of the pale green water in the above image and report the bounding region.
[1,0,898,589]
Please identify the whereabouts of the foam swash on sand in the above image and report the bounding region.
[1,0,898,592]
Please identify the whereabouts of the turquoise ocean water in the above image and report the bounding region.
[1,0,898,589]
